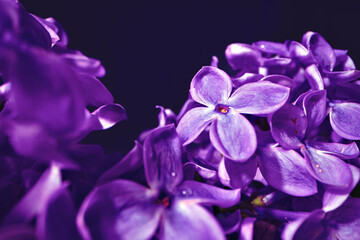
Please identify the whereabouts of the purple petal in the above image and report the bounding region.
[308,141,359,159]
[231,73,264,88]
[176,107,216,145]
[144,125,183,191]
[62,53,106,78]
[97,142,143,184]
[302,90,327,130]
[183,162,217,180]
[323,69,360,82]
[161,200,226,240]
[258,147,317,196]
[227,81,290,115]
[219,210,241,234]
[269,103,307,149]
[156,105,177,127]
[175,180,240,208]
[0,225,36,240]
[304,64,324,90]
[190,66,232,106]
[323,165,360,212]
[91,104,127,130]
[225,43,262,71]
[210,56,219,67]
[210,110,257,162]
[77,75,113,107]
[77,180,162,240]
[287,41,313,65]
[301,146,352,187]
[330,102,360,140]
[218,157,257,189]
[5,165,62,224]
[253,41,289,56]
[239,217,256,240]
[260,74,294,89]
[37,184,81,240]
[303,32,336,71]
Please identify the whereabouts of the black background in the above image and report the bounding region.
[21,0,360,155]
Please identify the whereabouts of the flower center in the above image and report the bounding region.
[155,196,171,208]
[215,104,230,114]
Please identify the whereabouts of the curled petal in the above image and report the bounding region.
[258,147,317,197]
[77,180,161,240]
[260,74,294,89]
[210,111,257,162]
[323,69,360,82]
[176,180,240,208]
[308,141,359,159]
[302,90,327,130]
[269,103,307,149]
[323,165,360,212]
[144,125,183,191]
[92,104,127,130]
[228,81,290,115]
[190,66,232,106]
[176,107,216,145]
[156,105,177,127]
[253,41,289,56]
[183,162,217,181]
[330,102,360,140]
[302,146,352,187]
[161,201,225,240]
[304,64,324,90]
[239,217,256,240]
[287,41,313,65]
[218,157,257,189]
[225,43,262,71]
[231,73,264,88]
[77,75,113,107]
[303,32,336,71]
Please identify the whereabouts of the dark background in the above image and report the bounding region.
[21,0,360,155]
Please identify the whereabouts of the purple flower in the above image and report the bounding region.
[177,66,290,162]
[77,125,240,240]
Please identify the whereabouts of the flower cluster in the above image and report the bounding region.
[0,1,360,240]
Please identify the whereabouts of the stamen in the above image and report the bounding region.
[215,104,230,114]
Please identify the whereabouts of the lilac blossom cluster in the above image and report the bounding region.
[0,1,360,239]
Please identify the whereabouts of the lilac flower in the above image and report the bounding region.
[77,125,240,240]
[177,66,290,161]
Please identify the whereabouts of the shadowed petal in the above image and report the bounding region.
[258,147,317,196]
[302,146,352,187]
[77,180,162,240]
[183,162,217,180]
[308,141,359,159]
[210,110,257,162]
[5,165,62,224]
[175,180,240,208]
[37,184,81,240]
[288,41,313,66]
[323,165,360,212]
[219,210,241,234]
[190,66,232,106]
[304,64,324,90]
[91,104,127,130]
[144,125,183,191]
[253,41,289,56]
[269,103,307,149]
[77,75,113,107]
[225,43,262,71]
[176,107,216,145]
[161,200,226,240]
[323,69,360,82]
[218,157,257,189]
[330,102,360,140]
[302,90,327,130]
[228,81,290,115]
[240,217,256,240]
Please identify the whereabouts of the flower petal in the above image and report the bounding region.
[161,200,226,240]
[301,146,352,187]
[258,147,317,196]
[225,43,262,71]
[77,75,113,107]
[260,74,294,89]
[210,110,257,162]
[77,180,162,240]
[219,210,241,234]
[253,41,289,56]
[308,141,359,160]
[303,32,336,71]
[218,157,257,189]
[239,217,256,240]
[330,102,360,140]
[176,107,216,145]
[269,103,307,149]
[91,103,127,130]
[322,165,360,212]
[190,66,232,106]
[302,90,327,130]
[323,69,360,82]
[175,180,240,208]
[144,125,183,191]
[183,162,217,181]
[227,81,290,115]
[304,64,324,90]
[287,41,313,66]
